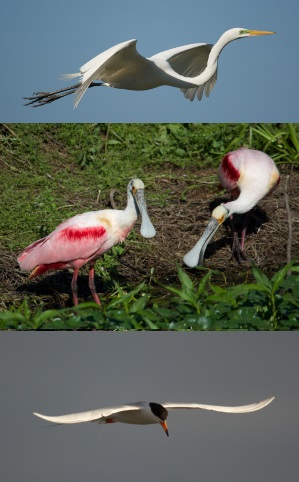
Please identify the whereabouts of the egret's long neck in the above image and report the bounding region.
[155,30,238,88]
[207,31,235,66]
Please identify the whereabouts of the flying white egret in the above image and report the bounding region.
[33,397,275,437]
[24,28,275,108]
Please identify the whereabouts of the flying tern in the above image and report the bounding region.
[34,397,275,436]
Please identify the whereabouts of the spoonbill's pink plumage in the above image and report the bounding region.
[184,148,280,267]
[18,179,156,305]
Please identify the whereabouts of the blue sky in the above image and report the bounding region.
[1,0,298,122]
[1,332,299,482]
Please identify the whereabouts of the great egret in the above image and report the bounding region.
[24,28,275,108]
[18,179,156,305]
[183,148,280,267]
[34,397,275,437]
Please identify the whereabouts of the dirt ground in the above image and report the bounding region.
[1,168,298,310]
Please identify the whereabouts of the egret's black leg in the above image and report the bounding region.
[23,82,103,107]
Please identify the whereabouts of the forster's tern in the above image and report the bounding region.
[34,397,274,437]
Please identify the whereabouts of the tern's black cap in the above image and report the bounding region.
[149,402,168,421]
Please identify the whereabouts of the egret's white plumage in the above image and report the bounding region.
[24,28,275,108]
[34,397,275,437]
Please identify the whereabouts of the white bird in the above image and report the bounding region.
[24,28,274,108]
[34,397,275,437]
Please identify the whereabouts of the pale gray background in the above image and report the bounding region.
[1,0,298,122]
[0,332,298,481]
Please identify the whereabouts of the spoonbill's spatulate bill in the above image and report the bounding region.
[34,397,275,437]
[24,28,275,108]
[18,179,155,305]
[184,148,280,267]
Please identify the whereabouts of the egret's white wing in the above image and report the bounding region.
[149,43,211,74]
[163,397,275,413]
[181,69,218,101]
[63,40,139,81]
[152,42,217,102]
[33,403,141,424]
[68,39,152,107]
[165,43,213,77]
[79,40,150,78]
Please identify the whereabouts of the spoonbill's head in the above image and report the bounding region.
[128,179,156,238]
[183,205,229,268]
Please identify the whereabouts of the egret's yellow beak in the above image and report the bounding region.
[249,30,275,36]
[160,420,169,437]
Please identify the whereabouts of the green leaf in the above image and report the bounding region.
[130,296,148,313]
[251,264,272,292]
[271,261,294,293]
[177,266,195,292]
[196,271,213,296]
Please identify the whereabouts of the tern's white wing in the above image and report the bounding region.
[33,403,142,424]
[163,397,275,413]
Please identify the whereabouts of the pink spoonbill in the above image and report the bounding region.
[183,148,280,267]
[18,179,156,305]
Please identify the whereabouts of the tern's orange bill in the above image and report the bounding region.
[160,421,169,437]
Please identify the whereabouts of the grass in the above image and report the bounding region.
[2,122,297,250]
[0,123,298,330]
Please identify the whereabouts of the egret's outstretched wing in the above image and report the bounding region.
[162,43,216,101]
[165,43,213,77]
[163,397,275,413]
[180,69,217,101]
[33,403,141,424]
[66,39,152,106]
[79,40,150,79]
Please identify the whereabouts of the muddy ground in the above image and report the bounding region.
[1,168,298,310]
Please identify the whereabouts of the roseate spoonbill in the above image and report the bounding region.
[184,148,280,267]
[18,179,156,305]
[24,28,274,108]
[34,396,274,437]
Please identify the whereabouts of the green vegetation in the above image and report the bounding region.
[0,123,298,330]
[1,263,298,330]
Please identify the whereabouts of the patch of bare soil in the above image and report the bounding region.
[1,169,298,310]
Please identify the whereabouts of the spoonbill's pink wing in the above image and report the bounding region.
[18,212,111,270]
